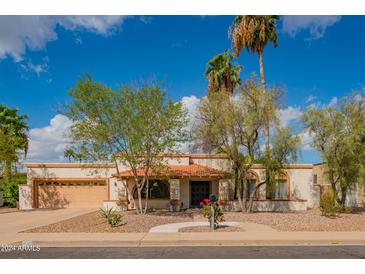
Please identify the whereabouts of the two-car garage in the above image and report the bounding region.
[33,179,108,209]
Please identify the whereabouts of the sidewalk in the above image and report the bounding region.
[4,231,365,247]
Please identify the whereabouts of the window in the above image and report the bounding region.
[234,178,257,200]
[247,179,257,198]
[313,174,318,185]
[133,180,170,199]
[271,179,288,199]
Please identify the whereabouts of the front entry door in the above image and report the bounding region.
[190,181,210,206]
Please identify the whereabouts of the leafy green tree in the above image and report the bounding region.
[63,75,189,214]
[195,78,299,212]
[0,105,28,183]
[229,15,279,161]
[205,50,241,96]
[302,94,365,208]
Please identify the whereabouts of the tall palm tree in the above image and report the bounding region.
[0,105,28,182]
[205,50,241,96]
[229,15,279,158]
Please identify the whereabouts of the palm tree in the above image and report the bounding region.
[229,15,279,158]
[205,50,241,96]
[0,105,28,182]
[64,148,74,163]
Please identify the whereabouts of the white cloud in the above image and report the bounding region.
[298,130,315,151]
[27,114,72,163]
[20,60,48,76]
[328,96,338,107]
[179,95,202,153]
[181,95,201,122]
[278,106,302,127]
[282,16,341,40]
[0,16,129,61]
[305,95,316,103]
[58,16,126,36]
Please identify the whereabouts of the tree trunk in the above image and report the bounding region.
[242,177,247,212]
[258,51,270,161]
[143,178,150,214]
[340,187,347,209]
[247,181,265,213]
[113,160,133,211]
[136,188,143,215]
[233,166,245,212]
[328,171,341,205]
[3,160,12,183]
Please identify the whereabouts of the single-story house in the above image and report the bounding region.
[18,153,362,211]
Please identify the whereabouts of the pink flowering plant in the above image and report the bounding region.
[199,198,224,228]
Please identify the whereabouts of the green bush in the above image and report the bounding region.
[320,192,337,217]
[108,213,122,227]
[99,207,123,227]
[1,176,26,207]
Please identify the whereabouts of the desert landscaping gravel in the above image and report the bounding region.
[23,208,365,233]
[224,209,365,231]
[24,210,194,233]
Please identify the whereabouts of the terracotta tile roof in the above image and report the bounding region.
[113,153,229,159]
[113,164,225,179]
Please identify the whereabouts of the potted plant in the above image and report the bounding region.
[169,199,183,212]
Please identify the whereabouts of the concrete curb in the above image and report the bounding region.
[5,231,365,247]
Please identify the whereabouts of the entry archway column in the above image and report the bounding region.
[169,179,180,200]
[219,179,233,201]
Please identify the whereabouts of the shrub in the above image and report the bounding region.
[99,207,115,219]
[320,192,337,217]
[99,207,123,227]
[108,213,122,227]
[2,176,26,207]
[200,198,224,228]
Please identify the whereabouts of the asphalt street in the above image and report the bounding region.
[1,245,365,259]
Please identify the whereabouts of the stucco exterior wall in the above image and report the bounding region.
[19,185,32,210]
[191,158,231,172]
[313,163,361,206]
[221,200,307,212]
[23,156,323,211]
[287,168,313,202]
[28,166,113,180]
[109,178,127,201]
[211,180,219,197]
[180,178,190,208]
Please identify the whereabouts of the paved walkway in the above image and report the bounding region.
[0,208,95,244]
[149,221,276,233]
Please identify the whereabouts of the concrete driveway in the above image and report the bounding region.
[0,208,95,243]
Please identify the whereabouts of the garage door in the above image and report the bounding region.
[36,181,107,208]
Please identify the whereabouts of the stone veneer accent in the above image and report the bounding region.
[219,179,231,201]
[169,179,180,200]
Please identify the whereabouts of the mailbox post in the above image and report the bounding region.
[209,194,217,230]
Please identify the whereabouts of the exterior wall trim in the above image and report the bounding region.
[26,163,114,168]
[32,178,109,182]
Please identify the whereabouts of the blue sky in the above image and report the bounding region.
[1,15,364,163]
